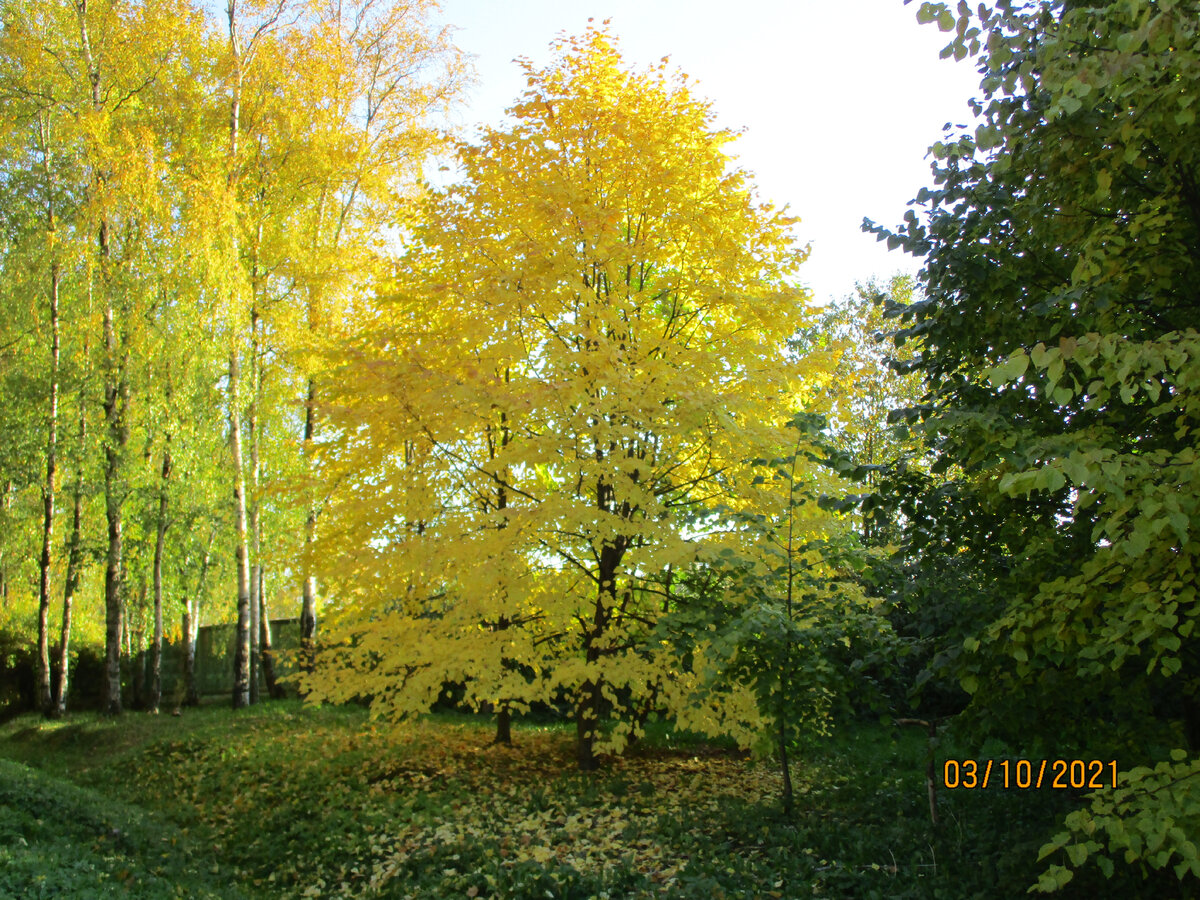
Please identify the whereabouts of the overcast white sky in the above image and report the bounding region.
[433,0,982,304]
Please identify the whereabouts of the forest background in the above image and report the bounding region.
[1,0,1198,898]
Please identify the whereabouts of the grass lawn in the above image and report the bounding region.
[0,753,246,899]
[0,702,1098,899]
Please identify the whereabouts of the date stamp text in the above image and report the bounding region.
[942,759,1117,790]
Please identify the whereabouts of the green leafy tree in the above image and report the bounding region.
[819,275,923,512]
[669,414,882,813]
[872,0,1200,891]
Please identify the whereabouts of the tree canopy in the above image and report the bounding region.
[304,26,838,769]
[872,0,1200,889]
[0,0,463,714]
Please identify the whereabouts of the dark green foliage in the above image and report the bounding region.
[867,0,1200,889]
[0,629,36,720]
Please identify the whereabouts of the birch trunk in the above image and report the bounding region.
[130,576,146,710]
[229,350,252,710]
[300,190,324,660]
[225,0,252,711]
[100,231,127,716]
[36,257,60,717]
[0,480,10,605]
[149,444,171,714]
[248,308,261,704]
[77,0,127,718]
[36,108,61,717]
[54,379,88,716]
[300,378,318,659]
[259,568,282,699]
[182,527,214,708]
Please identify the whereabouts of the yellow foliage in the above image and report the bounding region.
[308,25,835,760]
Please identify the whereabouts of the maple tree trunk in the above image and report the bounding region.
[494,706,512,745]
[36,260,61,717]
[575,615,603,770]
[575,678,601,771]
[862,431,876,543]
[778,719,794,815]
[778,443,803,816]
[573,486,625,771]
[576,555,616,770]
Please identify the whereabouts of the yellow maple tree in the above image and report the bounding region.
[308,26,831,768]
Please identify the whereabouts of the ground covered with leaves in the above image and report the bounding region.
[0,702,1104,899]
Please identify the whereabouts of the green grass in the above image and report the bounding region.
[0,756,245,899]
[0,702,1127,899]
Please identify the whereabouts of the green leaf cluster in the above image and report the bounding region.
[1035,753,1200,891]
[872,0,1200,890]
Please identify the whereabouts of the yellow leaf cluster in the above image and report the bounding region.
[309,25,834,758]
